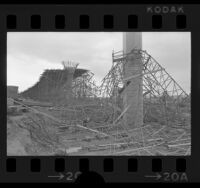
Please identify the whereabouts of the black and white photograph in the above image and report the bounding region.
[7,32,191,156]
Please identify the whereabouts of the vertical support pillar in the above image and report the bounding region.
[123,32,143,129]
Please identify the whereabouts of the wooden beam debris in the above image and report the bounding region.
[168,143,191,148]
[13,99,114,138]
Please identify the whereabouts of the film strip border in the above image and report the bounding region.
[0,4,198,183]
[6,14,187,30]
[4,157,188,183]
[6,157,186,173]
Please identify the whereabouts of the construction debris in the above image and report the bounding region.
[7,50,191,156]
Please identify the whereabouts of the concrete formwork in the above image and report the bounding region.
[122,32,143,129]
[62,68,75,102]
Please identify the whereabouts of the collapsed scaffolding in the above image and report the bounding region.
[14,50,190,156]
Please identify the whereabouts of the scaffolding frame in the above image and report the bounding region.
[17,50,191,156]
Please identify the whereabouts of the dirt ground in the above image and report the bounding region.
[7,107,191,156]
[7,115,31,155]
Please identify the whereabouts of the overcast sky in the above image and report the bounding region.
[7,32,191,93]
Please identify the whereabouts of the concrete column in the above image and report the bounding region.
[123,32,143,129]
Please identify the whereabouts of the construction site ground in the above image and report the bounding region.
[7,98,191,156]
[7,50,191,156]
